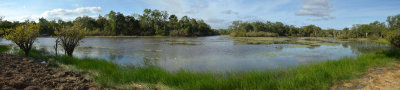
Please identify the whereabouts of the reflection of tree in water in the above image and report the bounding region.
[342,41,390,54]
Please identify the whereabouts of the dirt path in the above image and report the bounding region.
[0,54,98,89]
[331,63,400,90]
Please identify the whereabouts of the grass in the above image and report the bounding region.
[0,45,9,53]
[373,39,390,44]
[6,45,400,89]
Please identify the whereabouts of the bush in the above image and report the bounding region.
[230,32,278,37]
[336,34,349,39]
[386,30,400,48]
[4,22,40,56]
[55,22,87,56]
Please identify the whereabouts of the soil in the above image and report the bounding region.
[331,63,400,90]
[0,54,99,90]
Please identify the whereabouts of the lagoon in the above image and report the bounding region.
[0,35,391,72]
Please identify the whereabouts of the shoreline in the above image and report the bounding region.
[0,54,99,89]
[1,45,399,89]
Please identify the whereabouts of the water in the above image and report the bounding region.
[0,36,391,72]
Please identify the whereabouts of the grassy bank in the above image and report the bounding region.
[4,46,400,89]
[0,45,9,53]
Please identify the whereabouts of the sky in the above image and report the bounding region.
[1,0,400,29]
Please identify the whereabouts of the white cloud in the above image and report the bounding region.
[192,4,208,8]
[41,7,101,18]
[206,17,226,23]
[3,7,102,21]
[296,0,335,20]
[183,10,196,14]
[221,10,239,15]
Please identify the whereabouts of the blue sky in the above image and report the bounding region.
[1,0,400,29]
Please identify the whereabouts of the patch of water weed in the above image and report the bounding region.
[261,52,279,56]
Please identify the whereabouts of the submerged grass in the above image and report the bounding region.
[261,52,279,56]
[13,46,400,89]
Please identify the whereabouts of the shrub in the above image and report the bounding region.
[230,32,278,37]
[4,22,40,56]
[386,30,400,48]
[55,22,87,56]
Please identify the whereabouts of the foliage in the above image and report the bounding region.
[386,30,400,48]
[387,14,400,30]
[55,22,87,56]
[0,9,217,37]
[230,32,278,37]
[228,21,325,37]
[4,22,39,56]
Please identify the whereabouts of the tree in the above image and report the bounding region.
[4,22,39,56]
[73,16,97,31]
[55,22,87,56]
[107,11,117,34]
[386,30,400,48]
[115,12,126,35]
[387,14,400,30]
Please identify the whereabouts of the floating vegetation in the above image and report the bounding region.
[143,49,163,52]
[229,37,346,47]
[275,45,312,49]
[165,39,203,45]
[261,52,279,56]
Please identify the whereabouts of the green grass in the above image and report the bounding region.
[13,46,400,89]
[373,39,390,44]
[0,45,10,53]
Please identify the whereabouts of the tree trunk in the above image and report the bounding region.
[24,49,30,56]
[66,50,73,56]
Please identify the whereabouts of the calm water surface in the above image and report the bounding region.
[0,36,391,72]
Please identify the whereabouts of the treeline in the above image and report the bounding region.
[228,21,326,37]
[0,9,218,37]
[228,14,400,39]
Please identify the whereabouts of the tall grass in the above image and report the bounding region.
[0,45,10,53]
[22,47,400,89]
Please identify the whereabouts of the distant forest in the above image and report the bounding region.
[224,14,400,39]
[0,9,218,37]
[1,9,400,39]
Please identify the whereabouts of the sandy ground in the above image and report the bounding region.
[331,63,400,90]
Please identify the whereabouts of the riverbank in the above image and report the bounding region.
[0,53,98,89]
[331,63,400,90]
[1,45,399,89]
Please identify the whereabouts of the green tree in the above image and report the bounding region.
[55,22,87,56]
[4,22,40,56]
[386,30,400,48]
[115,12,126,35]
[107,11,117,34]
[387,14,400,30]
